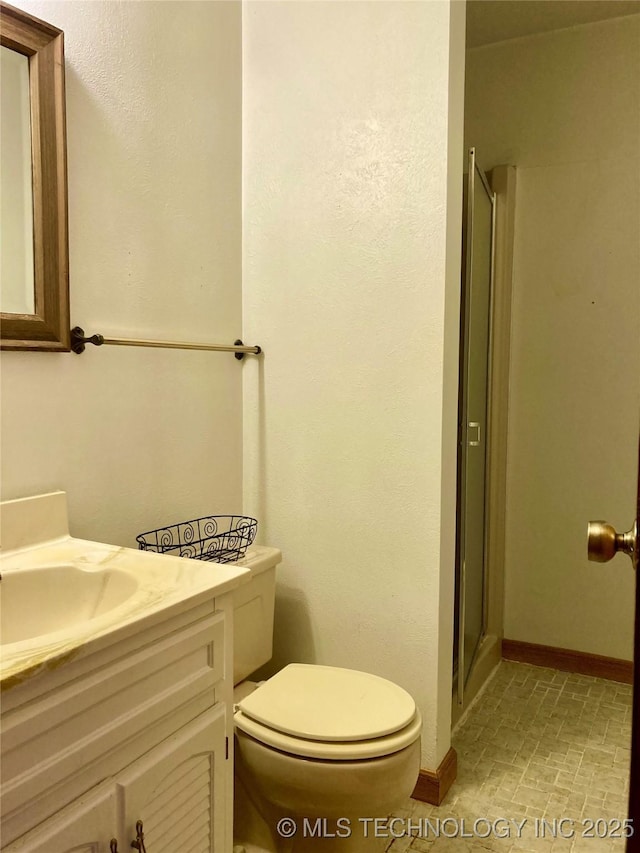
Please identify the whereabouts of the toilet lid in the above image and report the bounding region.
[235,707,422,760]
[236,664,416,742]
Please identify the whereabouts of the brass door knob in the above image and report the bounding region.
[587,520,638,569]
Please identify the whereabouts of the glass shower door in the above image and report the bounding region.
[456,148,495,704]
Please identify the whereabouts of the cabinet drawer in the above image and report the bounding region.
[1,608,225,845]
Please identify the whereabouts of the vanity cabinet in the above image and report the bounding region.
[1,593,234,853]
[6,706,226,853]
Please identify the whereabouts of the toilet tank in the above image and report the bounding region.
[231,546,281,684]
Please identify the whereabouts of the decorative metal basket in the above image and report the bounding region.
[136,515,257,564]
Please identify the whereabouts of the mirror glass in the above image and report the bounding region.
[0,45,35,315]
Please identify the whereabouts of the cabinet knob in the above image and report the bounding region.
[110,841,119,853]
[131,820,148,853]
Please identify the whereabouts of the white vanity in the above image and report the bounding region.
[0,493,249,853]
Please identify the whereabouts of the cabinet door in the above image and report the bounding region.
[115,706,227,853]
[4,782,117,853]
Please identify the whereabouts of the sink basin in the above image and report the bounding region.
[0,565,139,645]
[0,492,251,685]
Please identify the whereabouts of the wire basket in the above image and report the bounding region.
[136,515,257,564]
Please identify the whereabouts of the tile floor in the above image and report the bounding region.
[390,661,632,852]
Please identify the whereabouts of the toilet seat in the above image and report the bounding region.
[234,663,422,760]
[234,707,422,760]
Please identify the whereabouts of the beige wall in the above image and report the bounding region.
[465,16,640,659]
[2,0,469,770]
[242,0,466,769]
[1,1,243,547]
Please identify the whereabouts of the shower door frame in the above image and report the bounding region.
[456,147,496,707]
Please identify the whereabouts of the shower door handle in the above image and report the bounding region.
[468,422,481,447]
[587,520,638,570]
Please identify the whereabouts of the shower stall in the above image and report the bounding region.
[453,148,499,712]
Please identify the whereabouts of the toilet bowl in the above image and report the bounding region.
[230,549,421,852]
[233,665,421,852]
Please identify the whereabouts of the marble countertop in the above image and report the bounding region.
[0,534,250,688]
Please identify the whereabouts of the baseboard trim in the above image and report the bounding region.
[502,639,633,684]
[411,747,457,805]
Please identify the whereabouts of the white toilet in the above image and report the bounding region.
[231,547,421,852]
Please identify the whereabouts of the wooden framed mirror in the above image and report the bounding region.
[0,2,69,351]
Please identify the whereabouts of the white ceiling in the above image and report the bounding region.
[466,0,640,48]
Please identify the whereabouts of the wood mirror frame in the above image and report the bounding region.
[0,2,69,351]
